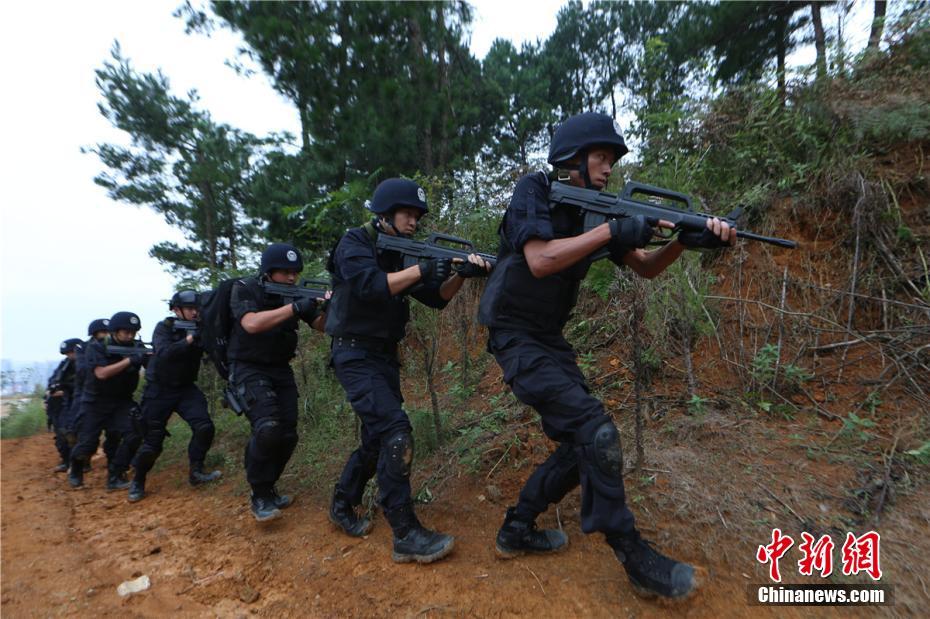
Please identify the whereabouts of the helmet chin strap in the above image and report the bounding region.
[556,149,595,189]
[379,212,408,238]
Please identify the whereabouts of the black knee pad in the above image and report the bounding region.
[254,418,283,452]
[592,421,622,478]
[134,446,160,473]
[192,421,215,445]
[385,431,414,478]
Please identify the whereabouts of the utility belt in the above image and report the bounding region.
[331,335,398,356]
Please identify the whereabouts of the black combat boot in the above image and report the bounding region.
[106,466,131,491]
[271,487,293,509]
[329,488,373,537]
[189,461,222,486]
[128,475,146,503]
[53,462,69,473]
[250,494,282,522]
[495,507,568,559]
[386,504,454,564]
[68,459,85,488]
[609,531,696,599]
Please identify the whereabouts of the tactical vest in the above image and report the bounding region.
[146,318,203,386]
[84,338,141,400]
[325,223,411,342]
[479,174,591,333]
[227,277,299,366]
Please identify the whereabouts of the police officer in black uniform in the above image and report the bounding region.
[326,178,490,564]
[45,338,82,472]
[479,112,735,599]
[128,290,222,503]
[65,319,115,473]
[228,243,325,521]
[68,311,148,490]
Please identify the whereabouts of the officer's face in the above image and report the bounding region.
[93,331,108,341]
[584,147,617,190]
[388,207,421,236]
[65,351,77,360]
[113,329,137,344]
[174,306,199,321]
[269,269,299,285]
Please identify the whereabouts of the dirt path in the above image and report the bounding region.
[0,433,874,617]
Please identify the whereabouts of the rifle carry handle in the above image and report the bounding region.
[622,181,694,211]
[425,232,475,251]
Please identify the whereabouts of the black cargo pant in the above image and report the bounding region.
[70,397,141,474]
[47,396,71,464]
[133,383,215,477]
[331,345,412,514]
[488,328,636,536]
[229,362,299,498]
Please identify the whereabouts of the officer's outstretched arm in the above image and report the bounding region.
[523,224,612,279]
[94,358,132,380]
[239,305,298,335]
[622,217,734,279]
[386,265,424,296]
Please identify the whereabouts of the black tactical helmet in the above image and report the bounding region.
[59,338,83,354]
[548,112,629,166]
[368,178,429,216]
[87,318,110,336]
[169,289,199,309]
[109,311,142,333]
[260,243,304,275]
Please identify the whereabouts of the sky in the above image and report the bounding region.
[0,1,877,369]
[0,0,561,368]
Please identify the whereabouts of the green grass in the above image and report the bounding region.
[1,396,47,439]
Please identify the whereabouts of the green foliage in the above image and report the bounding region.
[905,441,930,466]
[840,412,878,442]
[687,394,709,416]
[0,396,47,439]
[87,43,279,281]
[751,344,812,393]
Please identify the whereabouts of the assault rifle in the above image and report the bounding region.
[260,278,329,302]
[105,342,154,357]
[376,232,497,271]
[549,180,797,259]
[172,319,200,336]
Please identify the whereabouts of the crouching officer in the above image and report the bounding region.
[326,178,490,563]
[128,290,222,503]
[478,113,734,599]
[229,243,325,521]
[68,312,148,490]
[45,338,82,472]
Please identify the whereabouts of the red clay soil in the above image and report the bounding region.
[6,426,920,618]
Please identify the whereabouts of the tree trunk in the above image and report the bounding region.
[408,15,433,174]
[437,3,450,173]
[297,89,311,153]
[424,336,442,446]
[837,7,846,74]
[867,0,887,53]
[811,2,827,80]
[776,16,787,106]
[632,278,646,471]
[199,181,218,274]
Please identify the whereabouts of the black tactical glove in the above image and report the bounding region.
[129,353,146,369]
[291,296,318,323]
[419,257,452,286]
[608,215,655,258]
[453,260,489,279]
[677,226,732,250]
